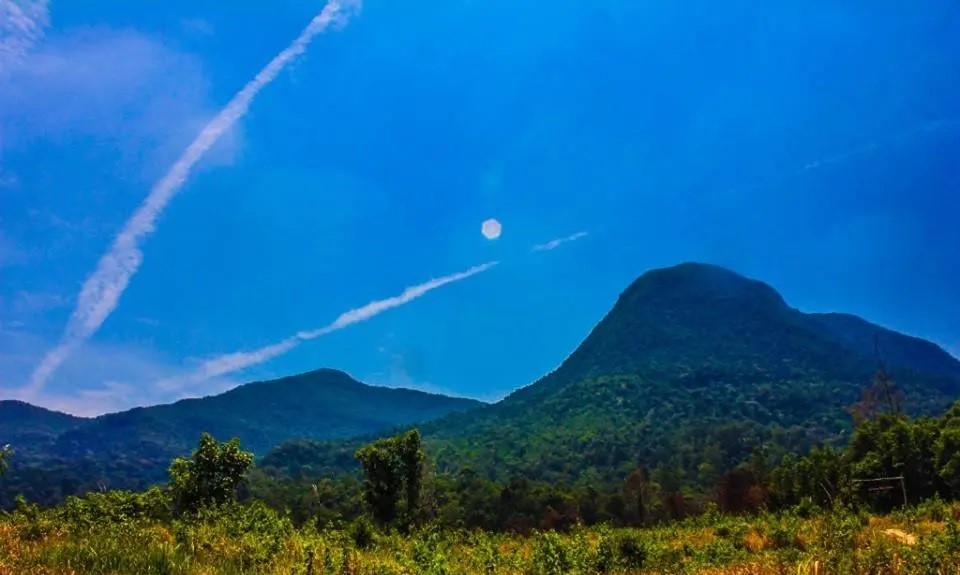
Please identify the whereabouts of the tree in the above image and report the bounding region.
[848,336,904,424]
[398,428,425,521]
[622,467,649,525]
[168,433,253,514]
[716,467,767,514]
[0,444,11,477]
[355,439,402,525]
[355,429,425,528]
[934,402,960,497]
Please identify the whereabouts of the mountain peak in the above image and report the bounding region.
[621,262,788,310]
[423,263,960,486]
[502,261,958,409]
[253,367,364,388]
[1,368,481,505]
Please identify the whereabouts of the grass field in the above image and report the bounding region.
[2,498,960,575]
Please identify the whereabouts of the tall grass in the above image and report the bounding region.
[3,499,960,574]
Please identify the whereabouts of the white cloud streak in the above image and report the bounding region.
[532,231,589,252]
[25,0,362,398]
[798,117,960,173]
[158,261,498,391]
[0,0,49,72]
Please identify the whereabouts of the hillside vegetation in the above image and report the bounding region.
[3,263,960,574]
[259,264,960,490]
[0,369,480,507]
[3,398,960,574]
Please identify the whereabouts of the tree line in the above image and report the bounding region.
[3,379,960,536]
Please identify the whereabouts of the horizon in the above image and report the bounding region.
[4,259,958,418]
[2,0,959,416]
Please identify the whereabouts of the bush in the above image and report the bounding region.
[532,531,572,575]
[594,529,616,573]
[913,494,948,522]
[470,533,507,575]
[349,516,377,550]
[617,531,647,570]
[175,500,293,569]
[793,496,820,519]
[11,495,56,541]
[767,517,802,551]
[410,530,451,575]
[57,488,171,528]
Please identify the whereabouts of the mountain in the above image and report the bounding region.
[0,401,87,455]
[0,369,481,506]
[262,263,960,488]
[807,312,960,380]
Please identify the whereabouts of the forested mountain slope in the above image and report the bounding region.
[262,263,960,488]
[0,369,481,506]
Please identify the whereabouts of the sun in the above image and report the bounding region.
[481,219,502,240]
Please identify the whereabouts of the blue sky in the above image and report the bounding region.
[1,0,959,416]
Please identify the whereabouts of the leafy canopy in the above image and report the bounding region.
[0,444,11,476]
[168,432,253,514]
[355,428,425,528]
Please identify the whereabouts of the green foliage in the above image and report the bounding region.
[7,263,960,517]
[409,530,453,575]
[56,487,172,527]
[0,443,11,476]
[615,530,648,569]
[0,401,85,458]
[934,402,960,493]
[175,500,294,569]
[10,494,56,541]
[168,433,253,515]
[355,429,425,528]
[213,399,960,536]
[348,515,376,550]
[259,264,960,503]
[773,400,960,511]
[0,370,480,508]
[766,513,803,551]
[5,495,960,574]
[531,531,574,575]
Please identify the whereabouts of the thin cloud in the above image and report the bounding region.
[0,0,49,72]
[798,117,960,174]
[532,231,589,252]
[159,261,498,390]
[0,328,236,416]
[26,0,363,398]
[715,117,960,201]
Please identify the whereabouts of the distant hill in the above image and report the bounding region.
[0,369,482,506]
[0,401,87,455]
[261,263,960,488]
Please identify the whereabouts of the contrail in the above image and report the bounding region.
[158,261,498,390]
[798,117,960,174]
[25,0,362,397]
[714,116,960,201]
[532,231,589,252]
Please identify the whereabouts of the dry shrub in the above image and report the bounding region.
[742,530,769,553]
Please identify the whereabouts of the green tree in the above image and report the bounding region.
[355,429,425,528]
[934,402,960,497]
[399,428,425,522]
[0,444,11,477]
[168,432,253,514]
